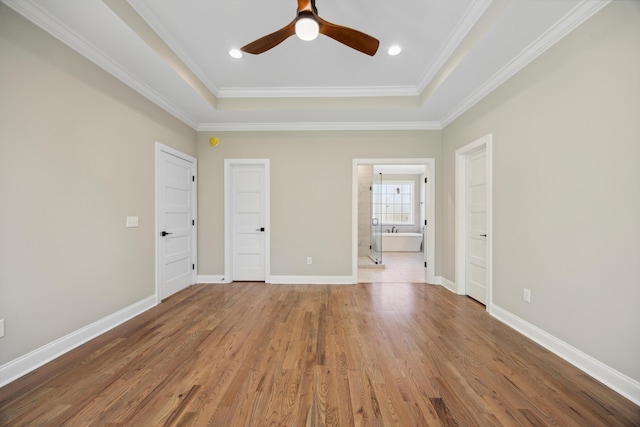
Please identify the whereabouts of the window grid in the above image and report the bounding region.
[372,181,414,225]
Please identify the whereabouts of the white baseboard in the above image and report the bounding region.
[269,275,355,285]
[196,275,355,285]
[435,276,457,293]
[492,304,640,406]
[196,275,228,284]
[0,295,156,388]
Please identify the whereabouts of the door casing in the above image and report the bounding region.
[455,134,493,312]
[352,158,436,285]
[155,142,197,303]
[224,159,271,283]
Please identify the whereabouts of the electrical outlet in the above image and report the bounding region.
[307,257,312,265]
[523,288,531,303]
[0,319,5,338]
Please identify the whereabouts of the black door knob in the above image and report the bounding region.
[161,231,173,237]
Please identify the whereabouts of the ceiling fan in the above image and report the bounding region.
[240,0,380,56]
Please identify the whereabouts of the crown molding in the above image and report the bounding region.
[2,0,200,130]
[439,0,612,127]
[416,0,494,94]
[198,121,442,132]
[3,0,610,133]
[217,86,419,99]
[127,0,221,96]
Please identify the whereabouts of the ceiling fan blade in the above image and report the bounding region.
[241,20,296,55]
[317,17,379,56]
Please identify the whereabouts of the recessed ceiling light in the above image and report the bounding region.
[387,45,402,56]
[229,49,243,59]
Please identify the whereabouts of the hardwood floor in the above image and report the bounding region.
[1,283,638,426]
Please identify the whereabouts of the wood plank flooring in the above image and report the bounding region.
[1,283,638,426]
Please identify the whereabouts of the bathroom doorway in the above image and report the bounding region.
[352,159,435,284]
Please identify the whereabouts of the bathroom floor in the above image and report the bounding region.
[358,252,426,283]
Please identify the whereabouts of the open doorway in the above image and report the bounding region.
[352,159,435,284]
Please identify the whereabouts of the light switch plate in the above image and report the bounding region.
[126,216,139,228]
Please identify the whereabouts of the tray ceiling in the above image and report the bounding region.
[2,0,609,130]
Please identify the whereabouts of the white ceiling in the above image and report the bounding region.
[3,0,609,131]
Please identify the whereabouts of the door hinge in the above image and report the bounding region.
[425,177,428,183]
[369,245,372,250]
[424,220,427,226]
[192,264,195,270]
[424,262,427,268]
[192,219,195,226]
[192,176,195,182]
[369,186,372,191]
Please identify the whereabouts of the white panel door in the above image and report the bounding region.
[159,150,195,299]
[232,165,265,281]
[466,149,487,304]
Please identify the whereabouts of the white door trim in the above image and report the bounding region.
[352,158,436,285]
[155,142,197,304]
[455,134,493,313]
[224,159,271,283]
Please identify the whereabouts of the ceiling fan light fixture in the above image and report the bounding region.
[295,16,319,41]
[241,1,379,56]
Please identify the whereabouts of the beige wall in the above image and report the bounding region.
[196,130,442,277]
[0,6,196,365]
[441,1,640,381]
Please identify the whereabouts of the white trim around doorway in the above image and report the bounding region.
[224,159,271,283]
[155,142,197,304]
[352,158,436,285]
[455,134,493,313]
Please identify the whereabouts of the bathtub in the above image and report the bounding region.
[381,232,423,252]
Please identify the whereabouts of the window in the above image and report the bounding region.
[373,181,414,224]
